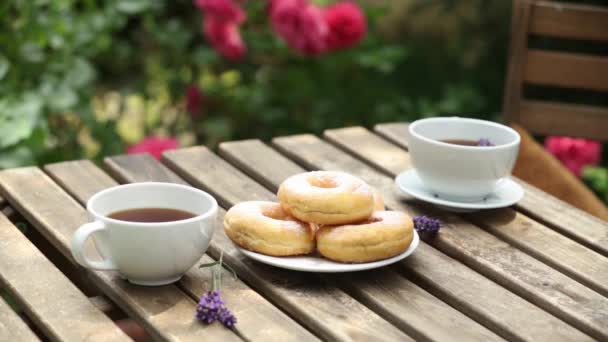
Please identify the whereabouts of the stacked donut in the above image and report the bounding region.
[224,171,414,263]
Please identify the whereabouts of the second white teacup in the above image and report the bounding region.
[70,182,218,286]
[408,117,520,202]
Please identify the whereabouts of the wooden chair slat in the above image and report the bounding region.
[102,154,320,342]
[518,100,608,140]
[524,50,608,92]
[529,1,608,41]
[375,122,608,256]
[220,139,592,342]
[0,167,240,342]
[162,147,416,342]
[325,127,608,297]
[272,134,608,340]
[215,141,504,341]
[0,214,130,342]
[0,296,40,342]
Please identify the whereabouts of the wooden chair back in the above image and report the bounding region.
[503,0,608,140]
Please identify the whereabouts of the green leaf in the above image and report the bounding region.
[20,42,45,63]
[115,0,150,14]
[66,58,95,88]
[0,95,42,148]
[0,54,9,80]
[0,146,35,169]
[47,84,78,112]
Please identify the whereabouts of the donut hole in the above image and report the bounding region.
[308,176,339,189]
[366,216,383,224]
[261,205,291,221]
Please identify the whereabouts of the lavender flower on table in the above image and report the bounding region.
[413,215,441,234]
[476,138,495,147]
[196,290,224,324]
[196,251,237,328]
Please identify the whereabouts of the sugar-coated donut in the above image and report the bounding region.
[316,211,414,263]
[224,201,315,256]
[278,171,374,225]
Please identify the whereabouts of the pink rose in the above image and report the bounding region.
[545,136,602,176]
[186,85,205,118]
[203,18,247,61]
[127,137,179,160]
[269,0,328,55]
[194,0,245,24]
[324,2,366,50]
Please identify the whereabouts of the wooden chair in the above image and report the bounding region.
[503,0,608,140]
[503,0,608,220]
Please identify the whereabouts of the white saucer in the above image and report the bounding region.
[395,170,524,212]
[237,230,419,273]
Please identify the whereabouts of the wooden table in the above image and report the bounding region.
[0,123,606,341]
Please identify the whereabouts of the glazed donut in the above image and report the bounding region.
[316,211,414,263]
[224,201,315,256]
[278,171,374,225]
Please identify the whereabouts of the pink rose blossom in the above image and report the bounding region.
[545,136,602,177]
[127,137,179,160]
[186,85,205,118]
[195,0,245,24]
[203,18,246,61]
[269,0,328,56]
[324,2,366,50]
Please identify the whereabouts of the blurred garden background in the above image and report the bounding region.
[1,0,607,202]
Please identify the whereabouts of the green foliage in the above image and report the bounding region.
[583,166,608,203]
[0,0,516,167]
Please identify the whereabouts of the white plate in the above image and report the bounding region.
[238,230,419,273]
[395,169,524,212]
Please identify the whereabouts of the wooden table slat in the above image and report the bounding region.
[0,296,40,342]
[0,213,130,342]
[272,134,608,340]
[0,167,240,342]
[374,122,608,256]
[219,139,592,342]
[101,154,320,342]
[162,147,416,342]
[325,126,608,297]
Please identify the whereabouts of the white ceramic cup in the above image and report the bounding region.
[70,182,218,286]
[408,117,520,202]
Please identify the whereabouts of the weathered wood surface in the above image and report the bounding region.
[0,296,40,342]
[0,167,240,342]
[325,126,608,297]
[528,0,608,41]
[163,147,415,342]
[48,158,315,342]
[374,122,608,256]
[105,154,189,185]
[0,213,129,342]
[219,139,593,341]
[518,100,608,141]
[524,50,608,93]
[272,134,608,340]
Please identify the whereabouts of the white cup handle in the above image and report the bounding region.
[71,221,117,271]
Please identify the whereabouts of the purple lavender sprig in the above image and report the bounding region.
[476,138,495,147]
[196,251,237,328]
[196,290,224,324]
[413,215,441,234]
